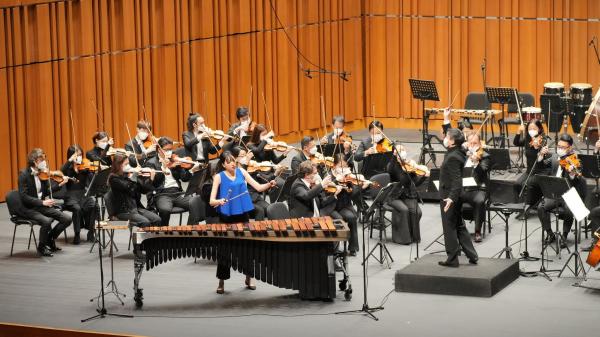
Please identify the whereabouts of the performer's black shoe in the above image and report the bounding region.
[438,260,459,267]
[37,245,53,257]
[469,258,478,265]
[48,240,61,252]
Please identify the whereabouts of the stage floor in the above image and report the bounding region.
[0,128,599,337]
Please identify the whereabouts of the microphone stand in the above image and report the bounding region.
[591,38,600,66]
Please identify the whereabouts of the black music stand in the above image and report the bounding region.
[274,173,297,203]
[536,175,571,277]
[485,87,518,149]
[363,182,399,268]
[320,144,346,157]
[580,154,600,240]
[540,94,565,149]
[488,148,511,171]
[86,168,113,254]
[409,79,440,165]
[361,152,393,179]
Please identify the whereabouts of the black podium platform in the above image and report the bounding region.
[394,254,519,297]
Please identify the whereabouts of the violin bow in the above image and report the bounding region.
[68,107,77,146]
[125,122,143,168]
[91,99,105,131]
[199,92,220,152]
[262,92,274,133]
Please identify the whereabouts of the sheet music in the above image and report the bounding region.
[561,187,590,222]
[433,178,476,191]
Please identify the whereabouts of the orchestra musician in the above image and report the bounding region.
[61,144,97,244]
[182,113,223,164]
[225,107,253,150]
[462,133,491,243]
[291,136,318,175]
[209,151,276,294]
[143,137,205,226]
[247,123,289,201]
[320,116,354,163]
[108,154,161,228]
[386,144,428,245]
[288,161,338,219]
[125,121,157,167]
[354,120,389,162]
[513,119,552,218]
[18,148,72,256]
[230,146,269,221]
[537,134,587,247]
[86,131,114,166]
[438,129,478,267]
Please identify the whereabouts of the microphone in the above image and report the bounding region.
[589,36,596,47]
[304,69,313,79]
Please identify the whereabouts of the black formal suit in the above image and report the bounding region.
[537,154,587,238]
[86,146,112,166]
[288,178,336,218]
[439,146,478,264]
[143,156,204,226]
[354,137,373,162]
[108,173,160,227]
[182,130,221,163]
[247,140,287,202]
[17,167,72,248]
[125,138,156,167]
[513,133,552,205]
[386,159,425,244]
[322,132,354,164]
[462,150,491,234]
[61,161,96,236]
[291,152,310,176]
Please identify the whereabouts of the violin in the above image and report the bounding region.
[336,173,381,188]
[106,147,134,157]
[142,136,159,150]
[310,152,334,168]
[529,134,547,148]
[166,154,196,169]
[400,161,429,176]
[559,153,582,176]
[264,140,300,152]
[38,170,78,184]
[202,129,237,142]
[375,138,393,153]
[323,182,352,194]
[247,160,277,173]
[75,158,100,172]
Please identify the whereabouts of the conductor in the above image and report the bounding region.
[438,128,478,267]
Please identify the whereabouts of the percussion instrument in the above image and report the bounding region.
[543,82,565,96]
[570,83,593,106]
[521,106,542,122]
[425,108,501,120]
[132,217,349,307]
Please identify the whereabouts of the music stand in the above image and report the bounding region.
[361,152,393,179]
[485,87,519,148]
[320,144,345,157]
[86,168,112,253]
[274,174,297,203]
[363,182,399,268]
[408,79,440,165]
[536,175,571,276]
[488,148,511,171]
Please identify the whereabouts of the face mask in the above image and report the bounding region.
[164,151,173,158]
[373,134,383,143]
[37,160,47,171]
[238,157,248,165]
[309,147,318,155]
[75,156,83,165]
[557,148,567,157]
[138,131,148,141]
[468,146,479,154]
[241,119,250,127]
[98,141,108,150]
[462,142,468,150]
[400,151,407,160]
[123,164,133,173]
[528,130,538,138]
[334,128,344,136]
[337,167,351,176]
[443,138,450,148]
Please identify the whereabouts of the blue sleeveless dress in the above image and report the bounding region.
[218,168,254,216]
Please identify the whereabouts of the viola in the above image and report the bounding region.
[559,153,582,176]
[400,161,429,176]
[529,134,546,148]
[375,138,393,153]
[323,182,352,194]
[38,170,78,184]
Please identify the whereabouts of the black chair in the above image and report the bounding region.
[6,190,40,256]
[266,202,291,220]
[464,92,492,126]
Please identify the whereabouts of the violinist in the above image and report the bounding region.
[225,107,253,150]
[462,133,491,243]
[230,146,269,221]
[86,131,114,166]
[355,120,390,162]
[182,113,223,164]
[320,116,354,163]
[209,151,276,294]
[291,136,318,175]
[247,124,289,200]
[125,121,157,167]
[441,107,474,138]
[143,137,205,226]
[513,119,552,213]
[61,144,97,244]
[288,161,338,219]
[387,144,428,245]
[331,154,368,255]
[108,154,161,228]
[537,134,586,247]
[18,148,72,256]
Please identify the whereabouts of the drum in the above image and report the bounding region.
[521,107,542,122]
[543,82,565,96]
[570,83,593,106]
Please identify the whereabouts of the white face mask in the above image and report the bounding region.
[443,138,450,148]
[528,130,538,138]
[138,131,148,141]
[334,128,344,136]
[557,148,567,157]
[309,147,318,155]
[238,157,248,165]
[241,119,250,127]
[98,141,108,150]
[399,151,407,160]
[75,156,83,164]
[468,146,479,154]
[164,150,173,158]
[123,164,134,173]
[37,160,48,171]
[336,167,351,176]
[373,133,383,143]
